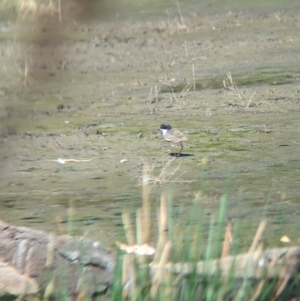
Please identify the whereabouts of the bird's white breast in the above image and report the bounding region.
[160,129,168,136]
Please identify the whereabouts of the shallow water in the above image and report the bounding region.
[0,0,300,247]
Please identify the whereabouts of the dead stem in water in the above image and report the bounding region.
[223,72,257,107]
[135,158,194,186]
[165,2,189,35]
[162,75,192,104]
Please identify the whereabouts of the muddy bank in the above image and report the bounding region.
[0,1,300,246]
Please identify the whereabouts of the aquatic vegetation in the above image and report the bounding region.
[114,166,300,301]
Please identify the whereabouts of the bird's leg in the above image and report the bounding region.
[177,143,183,157]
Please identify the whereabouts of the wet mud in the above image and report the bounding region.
[1,1,300,247]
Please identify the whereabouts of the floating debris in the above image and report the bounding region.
[116,242,156,256]
[280,235,290,243]
[52,158,92,164]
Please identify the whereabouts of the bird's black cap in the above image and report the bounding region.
[160,124,172,130]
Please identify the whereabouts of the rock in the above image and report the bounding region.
[0,220,116,299]
[0,262,39,296]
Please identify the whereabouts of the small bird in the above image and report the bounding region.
[160,124,188,157]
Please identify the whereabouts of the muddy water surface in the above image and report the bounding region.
[1,0,300,247]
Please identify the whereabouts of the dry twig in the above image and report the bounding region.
[223,72,257,107]
[136,159,194,186]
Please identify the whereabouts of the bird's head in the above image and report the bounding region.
[160,124,172,130]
